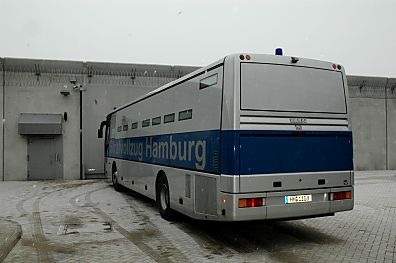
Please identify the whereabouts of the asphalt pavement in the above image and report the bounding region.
[0,219,21,262]
[0,171,395,263]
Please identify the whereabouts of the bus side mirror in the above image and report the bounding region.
[98,120,108,138]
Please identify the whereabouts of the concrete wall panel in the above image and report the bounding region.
[82,62,197,175]
[0,58,4,181]
[348,76,388,170]
[350,98,386,170]
[387,79,396,170]
[4,59,81,180]
[83,82,158,175]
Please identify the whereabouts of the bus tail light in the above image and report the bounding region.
[238,198,265,208]
[330,191,352,201]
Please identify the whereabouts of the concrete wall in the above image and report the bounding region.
[348,76,396,170]
[0,57,395,181]
[3,59,81,180]
[82,62,196,176]
[386,79,396,170]
[0,58,4,181]
[0,57,197,180]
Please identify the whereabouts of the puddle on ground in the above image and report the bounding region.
[21,238,76,254]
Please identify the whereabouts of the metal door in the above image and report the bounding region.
[27,137,63,180]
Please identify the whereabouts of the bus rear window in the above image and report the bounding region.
[240,63,347,113]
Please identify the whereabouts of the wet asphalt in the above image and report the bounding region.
[0,171,395,262]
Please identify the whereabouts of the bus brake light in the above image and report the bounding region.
[239,198,265,208]
[330,191,352,201]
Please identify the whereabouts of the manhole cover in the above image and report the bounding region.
[57,222,112,235]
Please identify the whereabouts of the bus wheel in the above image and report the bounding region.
[112,170,123,192]
[158,176,172,220]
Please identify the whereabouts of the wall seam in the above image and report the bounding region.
[385,78,389,170]
[2,58,5,181]
[80,64,86,180]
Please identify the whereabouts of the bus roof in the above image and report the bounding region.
[107,53,343,117]
[107,57,225,117]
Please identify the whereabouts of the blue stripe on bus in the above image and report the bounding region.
[106,130,353,175]
[221,130,353,175]
[107,130,221,174]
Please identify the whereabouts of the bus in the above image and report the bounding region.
[98,52,354,221]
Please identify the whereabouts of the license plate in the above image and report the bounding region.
[285,194,312,204]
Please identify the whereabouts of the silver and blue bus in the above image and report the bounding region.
[98,52,354,221]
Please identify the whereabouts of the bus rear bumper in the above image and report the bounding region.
[219,186,353,221]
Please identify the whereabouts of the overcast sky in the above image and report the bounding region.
[0,0,395,77]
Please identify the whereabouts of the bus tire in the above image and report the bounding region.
[158,176,172,220]
[112,166,123,192]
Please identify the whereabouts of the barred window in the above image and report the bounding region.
[142,119,150,127]
[178,109,192,121]
[152,116,161,126]
[164,113,175,123]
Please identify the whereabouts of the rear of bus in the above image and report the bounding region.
[219,53,354,221]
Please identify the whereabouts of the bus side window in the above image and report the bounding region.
[117,126,122,132]
[131,122,138,129]
[199,74,218,89]
[152,116,161,126]
[179,109,192,121]
[164,113,175,123]
[142,119,150,127]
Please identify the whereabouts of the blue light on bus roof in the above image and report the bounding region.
[275,48,283,56]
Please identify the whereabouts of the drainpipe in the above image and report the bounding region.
[80,87,83,180]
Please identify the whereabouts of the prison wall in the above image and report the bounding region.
[0,57,197,180]
[348,76,396,170]
[386,79,396,170]
[82,62,195,176]
[0,57,395,181]
[0,58,4,181]
[3,59,81,180]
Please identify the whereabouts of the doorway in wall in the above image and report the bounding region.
[27,136,63,180]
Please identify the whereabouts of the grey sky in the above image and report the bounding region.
[1,0,395,77]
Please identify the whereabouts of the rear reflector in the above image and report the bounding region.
[238,198,265,208]
[330,191,352,201]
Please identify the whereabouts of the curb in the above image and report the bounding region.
[0,220,22,262]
